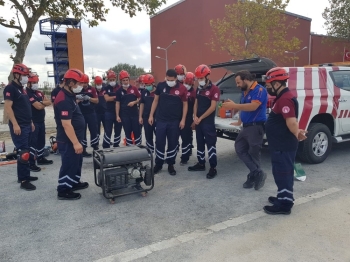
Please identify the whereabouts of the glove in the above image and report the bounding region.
[83,95,91,101]
[76,94,84,100]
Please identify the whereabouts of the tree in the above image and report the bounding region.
[323,0,350,40]
[209,0,301,62]
[110,63,147,78]
[0,0,166,79]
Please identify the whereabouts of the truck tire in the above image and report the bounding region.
[297,123,332,164]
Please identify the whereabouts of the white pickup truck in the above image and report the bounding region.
[210,57,350,164]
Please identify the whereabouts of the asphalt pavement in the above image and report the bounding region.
[1,131,350,262]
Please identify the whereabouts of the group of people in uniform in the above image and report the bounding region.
[3,62,306,215]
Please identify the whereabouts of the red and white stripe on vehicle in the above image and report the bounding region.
[282,66,347,131]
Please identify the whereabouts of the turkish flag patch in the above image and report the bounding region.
[6,92,11,96]
[61,111,69,116]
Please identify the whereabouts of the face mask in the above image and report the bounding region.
[167,81,176,87]
[184,84,191,90]
[31,84,39,91]
[122,84,129,88]
[139,84,145,89]
[103,80,107,84]
[20,76,28,85]
[177,75,185,81]
[198,80,206,87]
[146,85,153,91]
[266,88,276,96]
[96,85,102,90]
[73,85,83,93]
[109,81,116,86]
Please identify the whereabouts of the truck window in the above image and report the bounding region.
[330,70,350,91]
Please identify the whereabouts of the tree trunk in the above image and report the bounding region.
[3,17,39,125]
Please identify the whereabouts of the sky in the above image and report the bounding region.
[0,0,330,85]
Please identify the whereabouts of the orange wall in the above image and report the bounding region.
[67,28,84,72]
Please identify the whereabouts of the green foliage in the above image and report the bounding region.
[323,0,350,41]
[110,63,146,78]
[209,0,301,62]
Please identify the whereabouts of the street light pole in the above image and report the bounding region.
[285,46,308,67]
[157,40,176,71]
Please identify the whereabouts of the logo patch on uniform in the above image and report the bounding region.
[29,97,34,101]
[145,93,148,97]
[130,89,134,94]
[88,89,92,93]
[6,92,10,96]
[214,93,218,98]
[248,95,251,100]
[163,88,166,93]
[282,106,290,113]
[205,91,210,96]
[61,111,69,116]
[175,90,179,95]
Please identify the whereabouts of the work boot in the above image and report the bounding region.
[263,205,291,215]
[71,182,89,191]
[188,163,205,172]
[180,159,188,166]
[82,149,92,158]
[17,176,38,183]
[30,164,41,172]
[57,190,81,200]
[206,168,217,179]
[20,181,36,191]
[37,157,53,165]
[168,165,176,176]
[268,196,278,204]
[254,170,267,190]
[153,165,162,174]
[243,173,255,188]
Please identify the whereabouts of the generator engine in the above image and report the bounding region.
[93,145,154,202]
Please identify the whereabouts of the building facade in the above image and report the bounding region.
[150,0,349,82]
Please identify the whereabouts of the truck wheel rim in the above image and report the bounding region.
[312,132,328,157]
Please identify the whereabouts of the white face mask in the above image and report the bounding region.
[109,81,116,86]
[96,85,102,90]
[103,80,107,84]
[139,84,145,89]
[73,85,83,93]
[122,84,129,88]
[20,76,29,85]
[198,80,206,86]
[184,84,191,90]
[31,84,39,90]
[177,75,185,81]
[167,80,176,87]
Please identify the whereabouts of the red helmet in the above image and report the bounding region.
[94,76,103,85]
[184,72,195,86]
[265,67,289,83]
[28,73,39,83]
[12,63,30,75]
[82,74,89,83]
[174,64,186,75]
[64,69,84,82]
[119,70,130,81]
[107,70,116,80]
[194,64,211,78]
[136,75,146,84]
[143,74,155,85]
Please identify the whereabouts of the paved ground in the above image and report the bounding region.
[1,121,350,262]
